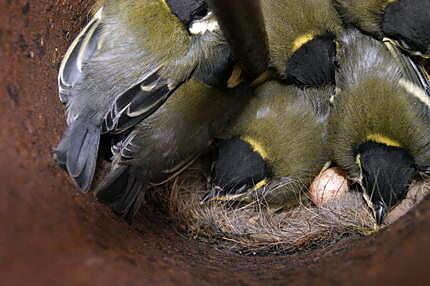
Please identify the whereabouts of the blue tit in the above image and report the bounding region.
[95,80,251,218]
[329,30,430,224]
[333,0,430,57]
[54,0,235,192]
[204,81,332,210]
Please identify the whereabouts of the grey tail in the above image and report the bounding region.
[95,165,146,219]
[54,118,100,192]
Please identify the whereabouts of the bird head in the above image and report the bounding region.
[382,0,430,58]
[203,137,270,203]
[356,140,417,224]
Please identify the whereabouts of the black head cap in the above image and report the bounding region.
[284,33,337,87]
[382,0,430,55]
[211,137,269,195]
[193,50,236,88]
[357,141,417,224]
[166,0,208,27]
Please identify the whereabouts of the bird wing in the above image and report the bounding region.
[101,71,187,135]
[109,128,200,185]
[59,5,198,132]
[385,40,430,96]
[58,8,104,105]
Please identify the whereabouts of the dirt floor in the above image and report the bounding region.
[1,1,429,285]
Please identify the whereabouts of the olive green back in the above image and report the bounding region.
[103,0,190,59]
[333,0,394,36]
[225,82,331,197]
[131,80,250,175]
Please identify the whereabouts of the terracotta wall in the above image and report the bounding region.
[1,1,429,285]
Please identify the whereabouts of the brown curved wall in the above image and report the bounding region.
[1,1,429,285]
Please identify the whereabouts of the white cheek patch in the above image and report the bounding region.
[189,13,220,35]
[399,78,430,109]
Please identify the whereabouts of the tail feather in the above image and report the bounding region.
[54,138,68,171]
[95,165,146,218]
[74,144,99,192]
[66,124,90,177]
[54,119,100,192]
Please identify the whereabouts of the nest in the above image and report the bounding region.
[149,162,430,254]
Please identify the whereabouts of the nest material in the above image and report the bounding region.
[150,164,430,254]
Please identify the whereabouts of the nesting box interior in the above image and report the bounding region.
[1,1,430,285]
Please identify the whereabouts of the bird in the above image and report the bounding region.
[54,0,236,192]
[204,81,332,211]
[329,30,430,224]
[333,0,430,57]
[261,0,344,87]
[95,79,251,218]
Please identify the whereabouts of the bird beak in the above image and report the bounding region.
[200,185,224,204]
[226,65,243,88]
[362,192,388,225]
[383,37,430,59]
[425,48,430,59]
[374,202,388,225]
[200,185,248,204]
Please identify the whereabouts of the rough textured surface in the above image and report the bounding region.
[1,1,429,285]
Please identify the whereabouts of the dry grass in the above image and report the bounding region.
[151,164,430,254]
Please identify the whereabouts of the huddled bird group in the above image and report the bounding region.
[55,0,430,225]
